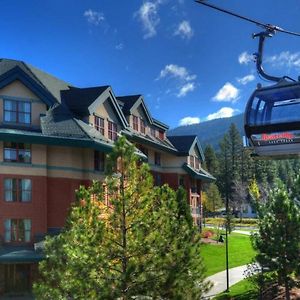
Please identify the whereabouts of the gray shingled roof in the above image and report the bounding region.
[168,135,197,154]
[41,103,89,139]
[0,58,71,102]
[117,95,141,115]
[61,86,109,117]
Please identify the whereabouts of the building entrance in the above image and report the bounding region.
[4,264,30,294]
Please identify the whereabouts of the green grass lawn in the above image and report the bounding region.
[201,233,256,276]
[213,278,258,300]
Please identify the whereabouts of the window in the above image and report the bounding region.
[189,156,195,169]
[150,128,156,137]
[4,219,31,242]
[133,115,139,131]
[154,152,161,166]
[108,121,118,141]
[158,130,164,140]
[140,119,146,134]
[94,116,104,135]
[4,179,32,202]
[179,175,185,187]
[194,157,200,170]
[4,142,31,163]
[94,151,105,172]
[4,100,31,124]
[154,173,162,186]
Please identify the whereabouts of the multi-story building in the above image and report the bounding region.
[0,58,214,296]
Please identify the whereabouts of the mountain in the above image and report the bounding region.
[167,114,244,150]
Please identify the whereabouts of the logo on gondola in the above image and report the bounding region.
[261,132,295,141]
[251,132,298,146]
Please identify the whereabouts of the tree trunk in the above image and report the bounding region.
[283,269,290,300]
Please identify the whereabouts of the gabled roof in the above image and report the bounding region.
[117,95,141,114]
[61,86,110,117]
[117,94,154,125]
[62,86,128,128]
[0,58,71,103]
[168,135,205,161]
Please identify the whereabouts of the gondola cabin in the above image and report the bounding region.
[244,79,300,158]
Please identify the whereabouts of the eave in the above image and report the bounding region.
[123,130,178,154]
[182,163,216,182]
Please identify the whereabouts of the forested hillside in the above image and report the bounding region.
[167,114,244,149]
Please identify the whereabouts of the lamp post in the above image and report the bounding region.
[224,147,230,292]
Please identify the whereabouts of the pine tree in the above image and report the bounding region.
[34,136,209,299]
[204,144,219,176]
[203,183,223,212]
[252,181,300,300]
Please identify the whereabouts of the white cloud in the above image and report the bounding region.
[238,51,253,65]
[207,107,239,121]
[115,43,124,50]
[84,9,105,26]
[266,51,300,70]
[136,1,162,39]
[178,82,195,97]
[158,64,196,81]
[157,64,196,97]
[174,20,194,39]
[213,82,240,103]
[237,74,255,85]
[179,116,200,126]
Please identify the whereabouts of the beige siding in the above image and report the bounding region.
[145,145,186,174]
[88,98,122,139]
[0,80,47,127]
[131,105,151,135]
[0,141,106,180]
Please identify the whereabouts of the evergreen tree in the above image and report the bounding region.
[227,123,242,181]
[252,182,300,300]
[34,137,209,299]
[203,183,223,212]
[204,144,219,176]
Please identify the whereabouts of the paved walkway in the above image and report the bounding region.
[203,264,248,299]
[233,230,252,235]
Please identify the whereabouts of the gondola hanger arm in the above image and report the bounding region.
[195,0,300,82]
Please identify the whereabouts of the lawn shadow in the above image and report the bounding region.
[214,290,258,300]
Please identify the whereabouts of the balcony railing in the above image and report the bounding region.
[191,187,199,194]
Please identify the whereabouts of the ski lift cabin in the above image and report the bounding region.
[244,79,300,158]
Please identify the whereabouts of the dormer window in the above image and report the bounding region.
[4,99,31,124]
[140,119,146,134]
[94,116,104,135]
[150,128,156,137]
[158,130,164,140]
[195,157,200,170]
[108,121,117,141]
[133,115,139,131]
[189,156,195,169]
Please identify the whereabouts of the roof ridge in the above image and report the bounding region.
[69,85,110,91]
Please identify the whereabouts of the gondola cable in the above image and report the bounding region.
[195,0,300,37]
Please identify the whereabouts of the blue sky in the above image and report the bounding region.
[1,0,300,128]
